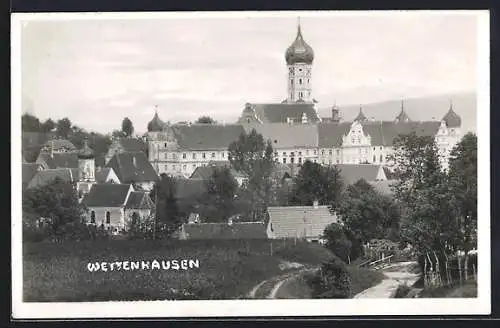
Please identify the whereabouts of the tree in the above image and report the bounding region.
[308,256,352,298]
[121,117,134,137]
[22,177,87,242]
[41,118,56,133]
[112,129,126,140]
[22,114,41,132]
[228,130,275,220]
[127,212,155,239]
[150,174,181,237]
[68,125,88,149]
[195,116,216,124]
[289,160,343,207]
[56,118,72,139]
[336,178,400,246]
[322,223,352,263]
[390,132,455,254]
[202,167,238,222]
[447,133,477,278]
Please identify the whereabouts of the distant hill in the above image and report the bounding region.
[318,92,477,134]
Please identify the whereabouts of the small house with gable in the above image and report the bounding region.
[81,183,154,234]
[266,201,338,242]
[105,152,158,191]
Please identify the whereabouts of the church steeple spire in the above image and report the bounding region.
[395,98,411,123]
[354,105,367,122]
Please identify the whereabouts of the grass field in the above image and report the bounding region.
[23,239,335,302]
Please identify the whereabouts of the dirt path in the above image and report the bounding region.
[247,261,317,299]
[353,262,421,299]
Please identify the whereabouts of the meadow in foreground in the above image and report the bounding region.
[23,239,334,302]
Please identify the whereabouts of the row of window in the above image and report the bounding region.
[290,78,310,86]
[90,211,141,225]
[161,152,227,160]
[90,210,110,224]
[163,163,199,172]
[278,150,317,157]
[157,147,389,160]
[282,157,318,164]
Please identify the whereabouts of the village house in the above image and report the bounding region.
[266,201,338,242]
[334,163,387,185]
[26,168,78,190]
[22,162,43,190]
[35,152,79,170]
[105,152,158,191]
[104,137,148,164]
[39,138,77,154]
[189,162,248,187]
[95,167,121,184]
[81,183,154,234]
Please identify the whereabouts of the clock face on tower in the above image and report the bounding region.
[306,68,311,75]
[289,67,294,74]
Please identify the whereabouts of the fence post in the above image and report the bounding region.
[464,252,469,281]
[458,253,463,284]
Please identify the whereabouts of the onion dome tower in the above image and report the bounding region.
[441,101,462,128]
[285,17,315,103]
[147,110,165,132]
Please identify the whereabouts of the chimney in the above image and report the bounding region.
[313,200,319,208]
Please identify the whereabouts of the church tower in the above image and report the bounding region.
[76,138,95,199]
[285,18,314,104]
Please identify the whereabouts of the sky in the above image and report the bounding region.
[18,11,479,134]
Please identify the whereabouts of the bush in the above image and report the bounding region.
[273,241,335,266]
[308,256,351,298]
[393,284,411,298]
[322,223,352,263]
